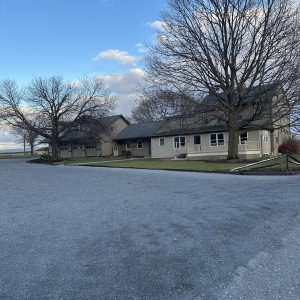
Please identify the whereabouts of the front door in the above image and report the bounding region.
[113,143,119,157]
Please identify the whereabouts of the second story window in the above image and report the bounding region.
[203,113,209,125]
[237,112,244,122]
[179,117,187,128]
[253,103,263,119]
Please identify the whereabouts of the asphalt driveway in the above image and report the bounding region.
[0,159,300,299]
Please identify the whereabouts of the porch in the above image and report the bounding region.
[187,141,261,160]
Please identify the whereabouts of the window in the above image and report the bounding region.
[253,103,263,119]
[174,136,186,149]
[60,144,68,151]
[237,112,244,122]
[210,133,225,146]
[159,138,165,146]
[72,144,80,150]
[194,135,201,145]
[203,113,209,125]
[86,145,96,149]
[126,141,131,150]
[110,126,114,132]
[180,117,187,128]
[263,130,269,143]
[239,132,248,144]
[137,140,143,149]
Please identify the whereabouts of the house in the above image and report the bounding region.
[113,121,164,157]
[45,85,290,160]
[49,115,129,158]
[114,85,290,160]
[150,122,288,160]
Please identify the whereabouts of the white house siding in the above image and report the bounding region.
[112,117,129,136]
[99,117,129,157]
[57,116,129,158]
[151,130,264,160]
[117,140,151,157]
[60,149,72,158]
[129,140,151,157]
[101,140,113,157]
[151,136,193,159]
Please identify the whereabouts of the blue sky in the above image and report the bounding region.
[0,0,167,149]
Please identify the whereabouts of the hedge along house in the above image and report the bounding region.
[48,115,129,158]
[113,121,164,157]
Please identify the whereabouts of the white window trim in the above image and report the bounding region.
[262,130,269,143]
[173,136,186,149]
[126,141,131,150]
[239,132,248,145]
[210,132,225,147]
[137,140,143,149]
[159,137,165,147]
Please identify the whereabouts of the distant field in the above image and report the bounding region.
[0,153,36,159]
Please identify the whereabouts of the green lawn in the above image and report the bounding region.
[3,152,298,172]
[76,158,245,172]
[66,154,300,172]
[64,156,122,165]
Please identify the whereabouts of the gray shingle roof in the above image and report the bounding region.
[114,121,164,141]
[42,115,128,144]
[202,84,279,107]
[152,124,228,137]
[152,123,268,138]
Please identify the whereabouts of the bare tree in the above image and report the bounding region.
[11,125,40,155]
[131,89,200,123]
[0,76,115,160]
[145,0,300,159]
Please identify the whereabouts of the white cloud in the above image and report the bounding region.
[0,130,19,150]
[135,43,147,54]
[93,49,137,65]
[146,20,166,31]
[96,68,145,114]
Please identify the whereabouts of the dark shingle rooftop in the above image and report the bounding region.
[152,124,228,137]
[114,121,165,141]
[42,115,128,144]
[202,84,279,107]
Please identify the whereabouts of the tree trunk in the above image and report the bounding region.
[227,113,239,160]
[30,143,34,155]
[51,137,60,161]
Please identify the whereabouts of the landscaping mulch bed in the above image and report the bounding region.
[27,159,64,165]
